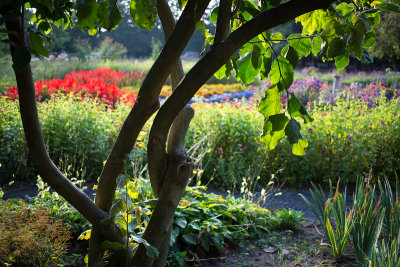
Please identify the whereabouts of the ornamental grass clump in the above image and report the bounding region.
[0,199,71,266]
[303,176,400,265]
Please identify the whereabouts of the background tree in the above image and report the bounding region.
[368,11,400,65]
[1,0,398,266]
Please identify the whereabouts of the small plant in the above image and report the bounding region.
[267,208,305,230]
[302,180,354,260]
[32,176,90,234]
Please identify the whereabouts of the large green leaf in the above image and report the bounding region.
[130,0,157,30]
[312,35,322,56]
[270,57,294,90]
[376,2,400,13]
[76,0,99,30]
[296,10,336,34]
[292,139,308,156]
[260,113,289,149]
[237,49,260,84]
[335,54,349,70]
[285,118,301,144]
[258,85,282,118]
[284,45,299,69]
[260,47,272,80]
[287,34,312,58]
[327,37,345,59]
[29,31,49,57]
[98,0,122,31]
[346,23,365,57]
[288,94,313,123]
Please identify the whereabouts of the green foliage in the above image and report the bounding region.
[303,177,400,265]
[129,0,158,30]
[0,95,129,181]
[32,176,90,234]
[98,174,303,265]
[267,208,305,230]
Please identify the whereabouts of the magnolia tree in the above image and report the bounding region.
[1,0,399,265]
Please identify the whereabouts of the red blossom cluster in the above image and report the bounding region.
[4,68,145,108]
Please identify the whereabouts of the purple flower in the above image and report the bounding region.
[238,144,242,147]
[218,147,222,152]
[362,131,367,134]
[348,135,353,140]
[363,151,366,155]
[308,127,313,131]
[322,149,326,153]
[243,146,248,151]
[380,120,387,126]
[257,155,262,159]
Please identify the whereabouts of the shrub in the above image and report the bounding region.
[0,95,129,181]
[0,199,70,266]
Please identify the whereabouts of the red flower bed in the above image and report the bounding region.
[4,68,144,108]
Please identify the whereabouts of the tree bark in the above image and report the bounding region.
[90,0,211,264]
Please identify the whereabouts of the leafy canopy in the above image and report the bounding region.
[1,0,399,157]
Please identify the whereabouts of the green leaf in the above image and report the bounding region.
[346,24,364,57]
[237,51,259,84]
[178,0,188,9]
[288,94,313,123]
[312,35,322,56]
[260,48,272,79]
[117,175,130,188]
[182,233,197,245]
[327,37,345,59]
[363,31,376,48]
[284,45,299,69]
[260,113,289,149]
[258,85,282,118]
[210,7,219,22]
[175,217,187,228]
[376,2,400,13]
[292,139,308,156]
[29,32,49,57]
[296,10,335,34]
[270,57,294,90]
[336,3,354,17]
[98,0,122,31]
[101,241,125,251]
[76,0,99,30]
[335,54,349,70]
[12,46,31,71]
[287,34,312,58]
[241,0,260,17]
[131,235,159,258]
[130,0,157,30]
[251,45,261,69]
[215,64,227,79]
[271,32,283,43]
[285,118,301,144]
[110,199,125,216]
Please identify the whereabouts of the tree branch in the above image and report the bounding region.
[214,0,232,44]
[149,0,334,149]
[94,0,211,212]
